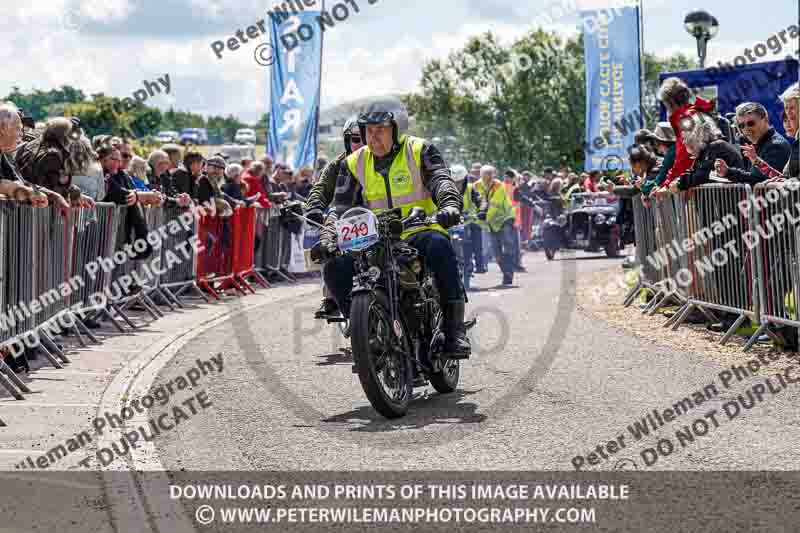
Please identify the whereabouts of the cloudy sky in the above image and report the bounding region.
[1,0,797,123]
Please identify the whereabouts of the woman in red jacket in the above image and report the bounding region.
[240,161,272,209]
[653,77,716,197]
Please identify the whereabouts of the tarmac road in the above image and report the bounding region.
[150,249,800,473]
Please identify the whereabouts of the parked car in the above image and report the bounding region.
[234,128,257,145]
[179,128,208,145]
[217,144,256,162]
[155,131,179,143]
[542,192,622,260]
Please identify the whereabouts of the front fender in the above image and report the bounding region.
[542,224,563,247]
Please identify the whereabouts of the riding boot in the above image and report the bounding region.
[314,297,339,319]
[442,300,471,359]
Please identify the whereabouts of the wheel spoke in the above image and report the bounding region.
[364,299,409,406]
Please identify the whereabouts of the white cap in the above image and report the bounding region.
[450,164,468,183]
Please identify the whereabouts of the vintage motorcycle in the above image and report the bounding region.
[312,206,475,419]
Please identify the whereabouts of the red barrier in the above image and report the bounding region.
[196,214,246,299]
[227,207,269,293]
[196,207,269,297]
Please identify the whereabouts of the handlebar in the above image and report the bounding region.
[401,206,460,230]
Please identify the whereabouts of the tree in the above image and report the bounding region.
[407,30,586,170]
[5,85,86,121]
[408,28,697,172]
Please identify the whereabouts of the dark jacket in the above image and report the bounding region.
[103,170,136,204]
[103,170,152,259]
[677,139,743,191]
[194,174,217,205]
[151,167,189,208]
[172,167,194,197]
[0,152,25,184]
[786,137,799,179]
[14,135,71,196]
[222,181,246,202]
[305,151,347,218]
[294,180,312,199]
[727,127,792,185]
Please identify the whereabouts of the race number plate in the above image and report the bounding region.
[336,212,379,252]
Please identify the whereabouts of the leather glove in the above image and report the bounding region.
[305,209,324,226]
[311,235,338,263]
[436,206,461,229]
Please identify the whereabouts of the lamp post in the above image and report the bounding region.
[684,10,719,69]
[542,135,552,167]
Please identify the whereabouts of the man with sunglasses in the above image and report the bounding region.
[118,139,134,171]
[715,102,792,185]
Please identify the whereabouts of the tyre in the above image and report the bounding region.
[429,359,460,393]
[427,303,460,394]
[545,247,557,261]
[605,236,620,258]
[350,291,412,419]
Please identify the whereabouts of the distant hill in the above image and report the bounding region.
[319,94,406,126]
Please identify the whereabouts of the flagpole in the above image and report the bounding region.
[638,0,646,124]
[314,0,325,172]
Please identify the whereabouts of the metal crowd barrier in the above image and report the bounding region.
[109,206,163,321]
[159,205,208,304]
[747,182,800,350]
[640,193,694,316]
[72,204,136,333]
[0,200,298,409]
[255,207,296,283]
[626,183,793,352]
[665,184,761,346]
[623,195,663,307]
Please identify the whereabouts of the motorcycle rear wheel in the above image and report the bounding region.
[350,291,412,419]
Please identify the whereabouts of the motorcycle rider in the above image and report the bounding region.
[305,116,365,318]
[451,164,481,290]
[308,100,471,360]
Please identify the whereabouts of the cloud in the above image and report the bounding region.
[1,0,795,126]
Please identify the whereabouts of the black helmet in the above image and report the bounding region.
[356,99,409,148]
[343,116,360,155]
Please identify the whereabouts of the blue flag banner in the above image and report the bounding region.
[268,0,324,171]
[581,6,642,172]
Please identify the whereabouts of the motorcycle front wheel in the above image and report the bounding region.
[350,291,412,419]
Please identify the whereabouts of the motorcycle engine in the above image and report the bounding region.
[400,292,423,332]
[394,245,422,290]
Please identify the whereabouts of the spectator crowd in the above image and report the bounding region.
[0,99,332,272]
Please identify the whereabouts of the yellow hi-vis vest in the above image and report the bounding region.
[346,134,447,240]
[475,178,515,232]
[463,182,476,219]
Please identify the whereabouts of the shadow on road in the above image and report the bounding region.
[321,389,486,432]
[549,255,623,262]
[315,351,352,366]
